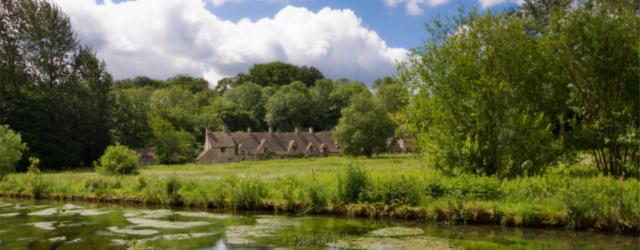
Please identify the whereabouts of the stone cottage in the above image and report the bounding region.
[196,127,416,164]
[196,127,340,164]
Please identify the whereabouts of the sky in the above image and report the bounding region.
[51,0,521,87]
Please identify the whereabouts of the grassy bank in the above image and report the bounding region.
[0,155,637,234]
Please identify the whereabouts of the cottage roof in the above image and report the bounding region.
[204,129,339,156]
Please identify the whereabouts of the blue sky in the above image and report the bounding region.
[58,0,521,86]
[208,1,519,49]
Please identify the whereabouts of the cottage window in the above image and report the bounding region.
[292,145,297,152]
[220,147,226,153]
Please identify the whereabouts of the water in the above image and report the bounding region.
[0,198,637,250]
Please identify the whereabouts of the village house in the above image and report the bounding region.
[197,127,415,164]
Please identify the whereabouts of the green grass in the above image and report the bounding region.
[0,154,637,234]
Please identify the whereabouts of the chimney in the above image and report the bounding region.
[268,126,273,133]
[294,127,300,134]
[247,127,251,133]
[308,127,314,133]
[222,125,228,133]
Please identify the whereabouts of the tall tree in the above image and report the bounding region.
[0,0,113,169]
[548,2,639,177]
[265,81,315,131]
[334,93,395,157]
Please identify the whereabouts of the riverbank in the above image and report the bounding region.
[0,155,637,234]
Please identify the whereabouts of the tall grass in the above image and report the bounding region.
[0,155,637,233]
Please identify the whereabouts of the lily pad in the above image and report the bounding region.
[225,237,256,245]
[225,225,275,238]
[30,222,57,230]
[174,211,233,219]
[123,209,173,219]
[48,236,66,242]
[108,226,159,236]
[255,216,298,227]
[61,204,83,210]
[127,218,210,229]
[161,232,217,241]
[368,227,425,237]
[327,236,460,250]
[28,207,109,216]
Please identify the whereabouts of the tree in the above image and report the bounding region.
[150,86,198,133]
[223,82,265,130]
[265,81,315,131]
[166,74,209,93]
[548,2,639,177]
[373,77,409,114]
[334,94,395,157]
[0,0,113,169]
[402,10,561,177]
[150,117,196,164]
[111,88,154,148]
[95,145,139,176]
[0,125,27,178]
[245,61,324,87]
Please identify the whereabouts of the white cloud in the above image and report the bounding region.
[384,0,524,15]
[384,0,450,16]
[478,0,524,8]
[50,0,408,87]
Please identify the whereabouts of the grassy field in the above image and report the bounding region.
[0,154,638,234]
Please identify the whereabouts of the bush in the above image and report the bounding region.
[0,124,27,178]
[337,164,368,203]
[95,145,140,175]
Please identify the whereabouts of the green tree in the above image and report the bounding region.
[223,82,265,130]
[0,125,27,178]
[334,94,395,157]
[111,88,154,148]
[246,61,324,87]
[166,74,209,93]
[150,86,198,133]
[547,2,639,177]
[0,0,113,169]
[373,77,409,114]
[150,117,196,164]
[402,10,561,177]
[95,145,139,176]
[265,81,315,131]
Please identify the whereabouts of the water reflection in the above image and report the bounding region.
[0,198,636,250]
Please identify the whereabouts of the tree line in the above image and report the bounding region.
[0,0,407,170]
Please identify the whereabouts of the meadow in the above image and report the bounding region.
[0,154,637,234]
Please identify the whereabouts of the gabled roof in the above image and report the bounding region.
[204,129,339,156]
[207,132,236,148]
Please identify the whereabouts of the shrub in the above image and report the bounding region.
[230,177,266,210]
[337,164,368,203]
[166,176,183,206]
[95,145,140,175]
[0,124,27,179]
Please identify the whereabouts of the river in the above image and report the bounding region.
[0,198,636,249]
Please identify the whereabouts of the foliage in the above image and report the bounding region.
[337,164,368,203]
[335,94,395,157]
[0,0,112,169]
[546,2,639,177]
[240,61,324,87]
[150,117,196,164]
[95,145,140,176]
[110,88,154,148]
[403,9,562,177]
[0,125,27,178]
[373,77,409,114]
[265,81,316,131]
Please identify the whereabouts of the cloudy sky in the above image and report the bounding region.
[51,0,520,86]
